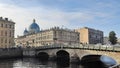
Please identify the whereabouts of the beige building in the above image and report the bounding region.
[75,27,103,44]
[0,17,15,48]
[103,37,111,45]
[15,19,79,47]
[117,38,120,44]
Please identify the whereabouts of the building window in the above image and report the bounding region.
[1,39,3,43]
[13,25,14,29]
[1,31,3,36]
[1,24,3,27]
[54,31,56,37]
[5,31,7,36]
[32,39,34,43]
[5,24,7,28]
[9,25,11,28]
[89,35,91,38]
[9,40,11,43]
[9,31,11,37]
[5,39,7,43]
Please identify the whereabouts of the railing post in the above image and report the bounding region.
[99,45,101,50]
[113,46,115,51]
[88,45,89,49]
[105,46,107,51]
[93,45,95,50]
[61,45,63,49]
[83,45,84,49]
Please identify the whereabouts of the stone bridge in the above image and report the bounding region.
[23,45,120,64]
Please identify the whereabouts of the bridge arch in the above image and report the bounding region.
[34,47,120,64]
[36,52,49,60]
[81,54,117,68]
[56,50,70,61]
[81,55,104,68]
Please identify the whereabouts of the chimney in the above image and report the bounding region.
[0,17,3,19]
[5,18,8,21]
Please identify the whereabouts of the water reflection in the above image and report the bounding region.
[56,60,69,68]
[0,58,115,68]
[0,58,81,68]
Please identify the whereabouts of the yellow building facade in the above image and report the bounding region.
[0,17,15,48]
[15,20,80,47]
[75,27,103,44]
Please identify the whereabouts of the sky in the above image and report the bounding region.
[0,0,120,38]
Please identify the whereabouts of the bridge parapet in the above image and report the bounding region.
[30,44,120,52]
[22,44,120,63]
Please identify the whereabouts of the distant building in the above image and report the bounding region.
[117,38,120,44]
[0,17,15,48]
[103,37,111,45]
[75,27,103,44]
[15,19,79,47]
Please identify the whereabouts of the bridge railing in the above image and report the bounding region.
[77,45,120,52]
[25,44,120,52]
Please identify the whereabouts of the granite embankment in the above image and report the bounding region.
[0,48,22,59]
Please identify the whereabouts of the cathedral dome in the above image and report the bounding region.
[29,19,40,34]
[23,28,29,35]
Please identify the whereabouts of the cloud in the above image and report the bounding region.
[0,3,113,37]
[0,3,70,37]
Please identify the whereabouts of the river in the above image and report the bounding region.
[0,58,83,68]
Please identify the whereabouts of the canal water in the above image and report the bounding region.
[0,58,83,68]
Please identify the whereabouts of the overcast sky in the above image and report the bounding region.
[0,0,120,38]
